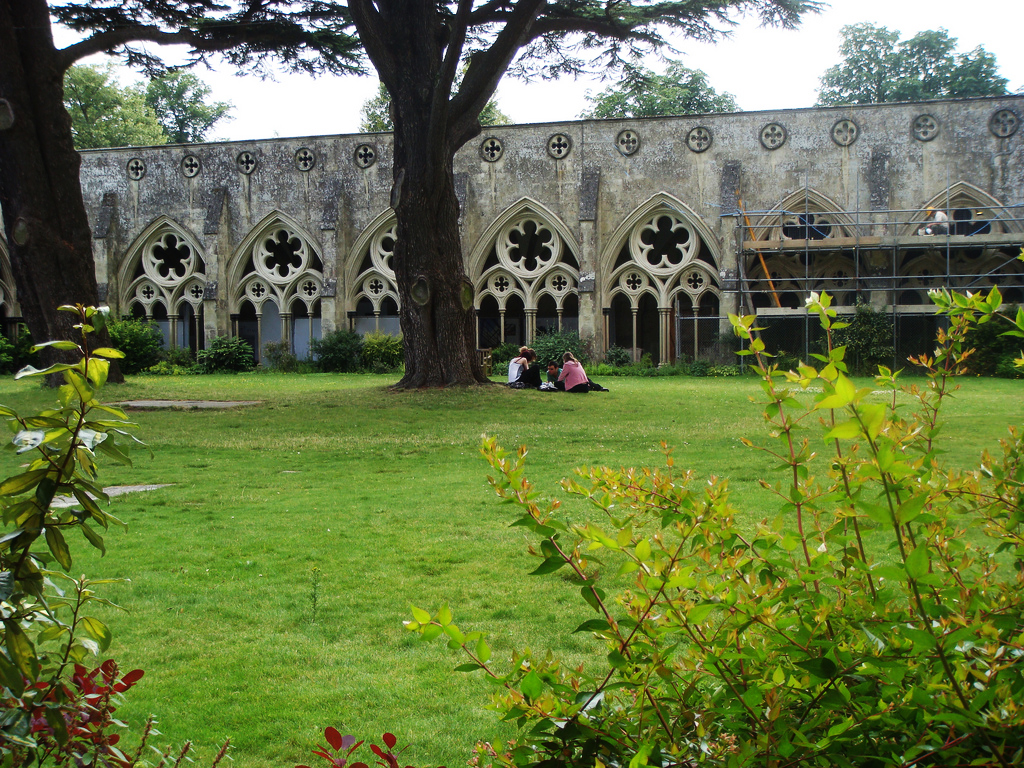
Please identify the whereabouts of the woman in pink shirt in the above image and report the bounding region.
[558,351,590,393]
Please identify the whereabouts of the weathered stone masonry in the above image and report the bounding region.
[3,95,1022,364]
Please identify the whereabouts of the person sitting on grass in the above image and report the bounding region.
[558,351,592,393]
[546,360,565,390]
[507,346,529,384]
[516,348,543,389]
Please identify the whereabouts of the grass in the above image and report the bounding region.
[0,371,1021,768]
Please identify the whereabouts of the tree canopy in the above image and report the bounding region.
[817,23,1009,106]
[145,70,233,144]
[2,0,822,391]
[581,61,738,119]
[64,63,166,149]
[360,82,510,133]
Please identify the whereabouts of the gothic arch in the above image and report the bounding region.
[748,189,857,241]
[118,216,208,319]
[347,210,400,328]
[600,194,723,365]
[471,199,581,346]
[902,182,1020,237]
[227,211,325,315]
[600,193,722,307]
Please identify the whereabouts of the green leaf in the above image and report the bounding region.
[4,620,39,681]
[0,650,24,696]
[410,604,431,624]
[91,348,125,359]
[573,619,611,634]
[44,705,70,747]
[80,523,106,555]
[817,373,856,410]
[581,585,605,612]
[520,670,543,701]
[44,526,72,571]
[634,538,651,562]
[437,603,453,626]
[896,495,927,524]
[31,340,81,352]
[80,617,112,652]
[529,556,566,575]
[0,469,47,496]
[860,403,886,439]
[454,663,482,673]
[905,545,930,580]
[14,363,74,380]
[476,637,491,663]
[794,657,838,679]
[687,604,716,623]
[824,419,862,440]
[607,649,629,669]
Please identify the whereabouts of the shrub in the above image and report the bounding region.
[310,329,363,373]
[489,342,521,365]
[0,306,144,762]
[604,345,632,367]
[530,329,589,367]
[263,340,301,372]
[163,345,196,368]
[108,316,165,374]
[829,300,895,375]
[408,287,1024,768]
[196,335,255,373]
[964,303,1022,376]
[361,332,404,372]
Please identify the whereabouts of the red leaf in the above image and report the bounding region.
[382,734,396,750]
[350,763,370,768]
[325,727,344,751]
[370,745,385,758]
[121,669,144,685]
[297,764,314,768]
[312,751,333,761]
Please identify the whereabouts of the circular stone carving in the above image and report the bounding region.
[760,123,787,150]
[616,129,640,156]
[236,151,257,175]
[354,144,376,168]
[990,109,1020,138]
[686,126,712,153]
[547,133,571,159]
[295,148,316,171]
[181,155,201,177]
[481,137,504,162]
[126,158,146,180]
[912,114,939,142]
[831,118,859,147]
[411,276,431,305]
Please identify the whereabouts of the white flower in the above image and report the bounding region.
[805,291,820,307]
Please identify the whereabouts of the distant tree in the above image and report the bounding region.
[145,71,233,144]
[581,61,739,118]
[817,23,1009,106]
[360,81,511,133]
[64,64,166,149]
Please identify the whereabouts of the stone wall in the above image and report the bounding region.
[57,94,1024,362]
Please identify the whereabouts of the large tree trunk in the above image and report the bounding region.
[0,0,115,377]
[382,6,490,389]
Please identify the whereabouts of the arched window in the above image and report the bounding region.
[471,201,580,349]
[120,220,208,351]
[230,214,324,363]
[603,197,721,365]
[351,218,401,336]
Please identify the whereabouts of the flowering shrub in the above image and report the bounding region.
[407,286,1024,768]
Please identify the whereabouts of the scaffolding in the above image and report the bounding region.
[728,195,1024,369]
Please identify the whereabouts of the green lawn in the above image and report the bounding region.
[0,372,1020,767]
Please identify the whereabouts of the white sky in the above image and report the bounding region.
[86,0,1024,142]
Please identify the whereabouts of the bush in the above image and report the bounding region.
[965,303,1022,376]
[829,300,895,375]
[310,329,363,373]
[530,329,590,367]
[604,345,632,367]
[196,335,255,373]
[489,342,521,365]
[361,332,403,372]
[262,340,301,372]
[108,316,165,374]
[409,287,1024,768]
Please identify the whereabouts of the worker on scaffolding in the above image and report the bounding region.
[918,206,949,236]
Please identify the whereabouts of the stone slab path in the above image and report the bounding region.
[115,400,261,409]
[51,484,173,508]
